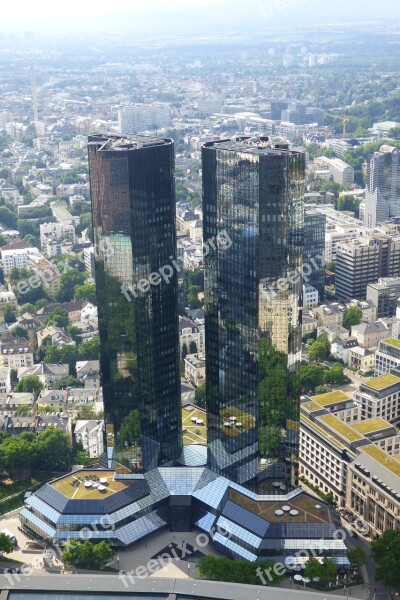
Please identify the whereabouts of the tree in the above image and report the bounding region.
[326,261,336,273]
[324,363,349,385]
[2,302,16,324]
[79,337,100,360]
[58,375,82,389]
[33,428,73,471]
[197,555,283,586]
[320,558,337,584]
[62,540,113,570]
[15,375,43,395]
[338,194,361,217]
[0,206,16,228]
[46,307,69,328]
[194,381,206,408]
[44,344,79,375]
[73,284,97,304]
[304,557,322,580]
[16,404,31,416]
[189,340,197,354]
[348,547,367,569]
[182,343,188,361]
[57,270,87,302]
[66,325,82,344]
[301,363,326,392]
[343,306,363,331]
[78,406,97,419]
[307,334,330,362]
[11,324,28,339]
[0,533,15,555]
[371,529,400,593]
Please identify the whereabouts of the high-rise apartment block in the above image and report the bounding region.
[336,231,400,301]
[118,104,171,135]
[304,209,326,299]
[88,134,182,474]
[364,145,400,228]
[367,277,400,318]
[202,137,305,491]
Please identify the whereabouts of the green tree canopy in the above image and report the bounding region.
[46,307,69,328]
[371,529,400,592]
[15,375,43,395]
[197,555,283,586]
[73,284,97,304]
[301,363,326,393]
[0,532,15,555]
[62,540,113,570]
[57,270,87,302]
[307,333,330,362]
[343,306,363,331]
[194,381,206,408]
[324,363,349,385]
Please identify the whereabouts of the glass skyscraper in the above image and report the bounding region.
[88,134,182,474]
[202,137,305,491]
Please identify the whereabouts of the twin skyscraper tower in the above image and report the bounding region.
[88,134,305,493]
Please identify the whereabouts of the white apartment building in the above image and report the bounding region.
[353,373,400,425]
[315,156,355,185]
[118,103,171,134]
[40,222,76,255]
[0,286,17,308]
[0,337,34,370]
[303,284,319,308]
[74,419,104,459]
[184,353,206,387]
[179,316,205,355]
[1,247,41,275]
[375,338,400,375]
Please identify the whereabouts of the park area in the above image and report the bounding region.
[182,405,207,446]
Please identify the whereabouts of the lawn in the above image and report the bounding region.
[351,418,392,435]
[365,373,400,391]
[220,405,255,438]
[230,489,330,524]
[0,472,50,501]
[51,470,134,500]
[182,405,207,446]
[319,414,363,441]
[311,390,349,406]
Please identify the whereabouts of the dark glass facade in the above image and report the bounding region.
[202,137,305,491]
[88,134,182,474]
[304,209,326,300]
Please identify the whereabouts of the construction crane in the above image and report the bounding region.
[328,113,350,138]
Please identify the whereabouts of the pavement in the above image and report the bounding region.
[0,509,61,574]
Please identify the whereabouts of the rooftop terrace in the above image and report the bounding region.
[51,470,134,500]
[230,489,330,524]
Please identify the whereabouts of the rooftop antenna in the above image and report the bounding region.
[31,65,38,123]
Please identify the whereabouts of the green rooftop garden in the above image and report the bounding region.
[351,418,393,435]
[319,414,363,441]
[365,374,400,391]
[383,337,400,349]
[362,446,400,477]
[311,390,349,406]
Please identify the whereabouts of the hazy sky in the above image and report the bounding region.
[2,0,400,33]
